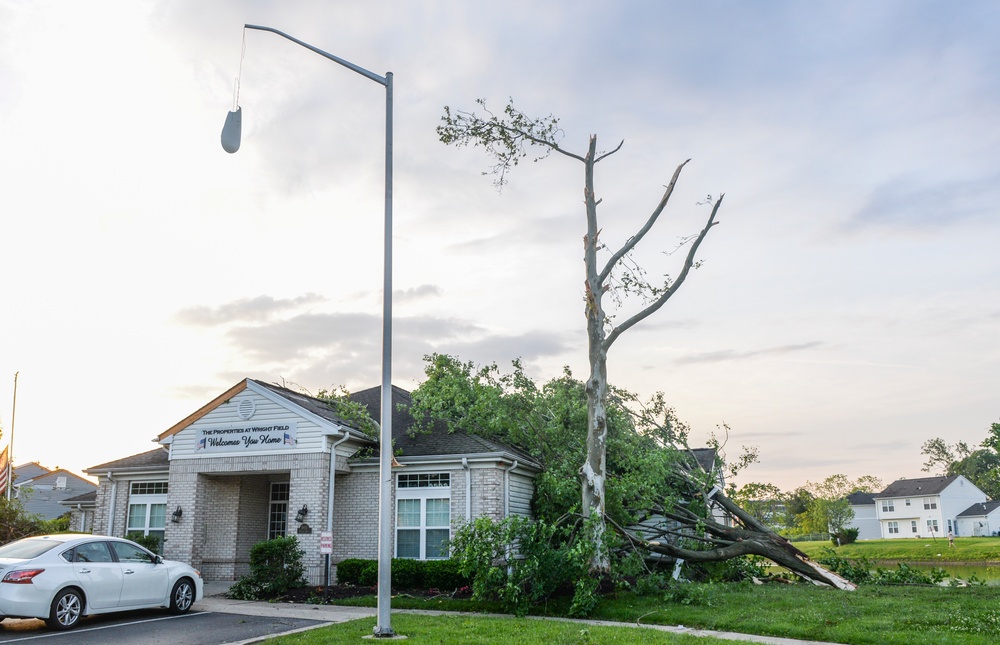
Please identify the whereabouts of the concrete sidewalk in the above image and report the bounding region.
[194,581,843,645]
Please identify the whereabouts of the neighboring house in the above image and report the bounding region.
[85,378,540,585]
[11,463,97,521]
[845,492,880,540]
[58,490,97,533]
[873,475,987,539]
[956,501,1000,537]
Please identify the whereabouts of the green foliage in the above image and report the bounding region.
[125,531,162,554]
[409,354,704,528]
[334,558,468,590]
[0,497,42,544]
[922,421,1000,499]
[437,98,563,189]
[315,386,380,441]
[38,513,71,535]
[793,474,882,535]
[817,548,950,585]
[228,536,306,600]
[831,527,860,546]
[449,515,606,617]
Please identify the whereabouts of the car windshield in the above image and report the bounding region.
[0,538,63,559]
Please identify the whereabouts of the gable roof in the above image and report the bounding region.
[86,447,169,474]
[348,385,539,466]
[13,462,50,482]
[957,501,1000,518]
[875,475,961,499]
[847,491,876,506]
[12,467,97,520]
[100,380,539,472]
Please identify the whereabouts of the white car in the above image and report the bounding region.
[0,534,203,630]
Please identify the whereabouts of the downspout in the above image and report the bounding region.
[503,460,519,519]
[326,430,352,586]
[105,471,117,536]
[462,458,471,522]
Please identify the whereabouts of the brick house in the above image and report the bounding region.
[84,378,539,584]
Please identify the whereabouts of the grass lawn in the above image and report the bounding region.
[258,614,750,644]
[793,536,1000,562]
[313,582,1000,645]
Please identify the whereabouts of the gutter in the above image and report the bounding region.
[462,458,471,521]
[105,471,117,536]
[503,460,519,518]
[326,430,352,586]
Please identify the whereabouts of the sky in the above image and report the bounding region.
[0,0,997,493]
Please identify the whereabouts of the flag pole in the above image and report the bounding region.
[7,372,17,501]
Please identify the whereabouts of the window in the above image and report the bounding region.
[926,519,939,534]
[911,521,918,534]
[110,541,156,563]
[887,521,899,534]
[881,500,895,512]
[69,541,114,563]
[905,499,911,506]
[127,481,168,552]
[396,473,450,560]
[923,498,937,510]
[268,482,290,540]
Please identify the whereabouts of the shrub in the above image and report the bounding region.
[830,527,859,546]
[125,531,162,555]
[228,536,306,600]
[334,557,469,590]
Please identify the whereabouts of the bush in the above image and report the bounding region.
[334,557,468,590]
[228,536,306,600]
[125,531,162,554]
[830,527,860,546]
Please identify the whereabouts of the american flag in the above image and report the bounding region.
[0,446,9,497]
[197,437,206,450]
[284,433,294,446]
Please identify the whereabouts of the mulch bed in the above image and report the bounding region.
[278,585,474,604]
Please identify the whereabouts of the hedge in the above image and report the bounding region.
[335,558,468,590]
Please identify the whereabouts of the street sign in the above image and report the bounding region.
[319,531,333,554]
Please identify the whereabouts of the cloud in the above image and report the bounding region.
[175,294,325,326]
[675,341,823,365]
[849,174,998,231]
[393,284,442,302]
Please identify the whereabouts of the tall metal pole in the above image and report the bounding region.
[7,372,17,501]
[234,25,396,638]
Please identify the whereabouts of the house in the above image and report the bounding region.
[956,501,1000,537]
[845,491,880,540]
[873,475,987,539]
[10,462,97,521]
[84,378,540,585]
[58,490,97,533]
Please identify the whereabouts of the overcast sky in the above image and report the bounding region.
[1,0,997,493]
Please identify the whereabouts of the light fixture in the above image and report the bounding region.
[171,507,183,523]
[223,24,395,637]
[295,504,308,523]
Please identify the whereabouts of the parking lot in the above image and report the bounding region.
[0,608,329,644]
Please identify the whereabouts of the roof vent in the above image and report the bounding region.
[238,398,256,420]
[55,476,67,490]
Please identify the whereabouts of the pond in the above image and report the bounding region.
[904,562,1000,585]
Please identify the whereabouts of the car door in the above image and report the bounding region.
[109,541,168,606]
[69,541,123,610]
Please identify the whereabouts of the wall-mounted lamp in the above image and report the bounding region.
[295,505,308,523]
[171,507,183,523]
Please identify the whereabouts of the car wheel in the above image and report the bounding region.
[46,588,83,630]
[169,578,195,614]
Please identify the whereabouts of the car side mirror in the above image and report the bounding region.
[155,555,163,564]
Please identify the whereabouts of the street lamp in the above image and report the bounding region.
[221,24,397,638]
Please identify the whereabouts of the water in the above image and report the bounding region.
[904,562,1000,585]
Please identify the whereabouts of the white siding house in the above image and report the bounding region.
[956,501,1000,537]
[846,492,880,540]
[873,475,987,539]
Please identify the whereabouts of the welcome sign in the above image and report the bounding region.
[196,422,298,452]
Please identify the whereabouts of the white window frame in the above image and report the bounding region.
[268,482,290,540]
[881,500,894,513]
[927,519,940,534]
[911,520,918,534]
[126,481,168,551]
[923,498,938,510]
[887,521,899,534]
[396,473,451,560]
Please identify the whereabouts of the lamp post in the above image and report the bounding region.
[221,24,396,638]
